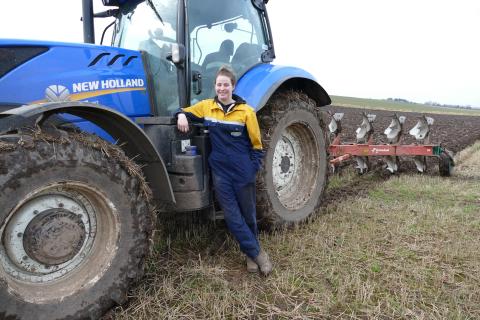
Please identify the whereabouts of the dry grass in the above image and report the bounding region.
[105,142,480,320]
[453,141,480,180]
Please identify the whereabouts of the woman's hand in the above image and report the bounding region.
[177,113,189,133]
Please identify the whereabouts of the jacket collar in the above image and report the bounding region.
[214,94,246,113]
[214,94,246,106]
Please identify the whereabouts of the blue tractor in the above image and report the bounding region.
[0,0,330,318]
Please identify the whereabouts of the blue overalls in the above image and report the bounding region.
[179,95,263,259]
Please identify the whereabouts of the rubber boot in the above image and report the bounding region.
[254,249,273,276]
[246,256,259,273]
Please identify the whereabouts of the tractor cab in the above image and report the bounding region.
[86,0,274,212]
[109,0,274,115]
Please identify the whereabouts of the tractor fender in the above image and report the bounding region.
[235,64,331,111]
[0,101,175,203]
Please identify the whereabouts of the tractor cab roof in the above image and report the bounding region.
[105,0,266,29]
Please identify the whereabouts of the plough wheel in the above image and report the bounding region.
[439,151,454,177]
[257,91,328,228]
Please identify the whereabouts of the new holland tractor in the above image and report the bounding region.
[0,0,331,318]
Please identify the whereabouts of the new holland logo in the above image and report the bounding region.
[45,85,71,102]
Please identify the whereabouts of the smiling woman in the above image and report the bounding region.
[176,66,273,276]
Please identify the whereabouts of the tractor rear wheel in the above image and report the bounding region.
[256,91,328,228]
[0,129,153,320]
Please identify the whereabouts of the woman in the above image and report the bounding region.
[177,66,273,275]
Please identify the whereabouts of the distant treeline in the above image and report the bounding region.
[386,98,473,110]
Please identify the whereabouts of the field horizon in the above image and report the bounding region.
[331,95,480,116]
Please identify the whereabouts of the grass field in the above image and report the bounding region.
[331,95,480,116]
[106,141,480,319]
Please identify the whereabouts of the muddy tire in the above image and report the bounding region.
[0,129,153,320]
[256,91,328,228]
[439,150,454,177]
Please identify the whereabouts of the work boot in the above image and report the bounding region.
[246,256,259,273]
[254,249,273,276]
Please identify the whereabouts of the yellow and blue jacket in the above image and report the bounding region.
[180,95,263,184]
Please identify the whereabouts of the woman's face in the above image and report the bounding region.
[215,75,234,103]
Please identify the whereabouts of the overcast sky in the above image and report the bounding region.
[1,0,479,108]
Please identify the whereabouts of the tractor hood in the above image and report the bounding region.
[0,39,151,117]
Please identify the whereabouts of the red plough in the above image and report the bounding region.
[327,112,455,176]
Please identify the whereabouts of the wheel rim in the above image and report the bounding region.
[0,182,118,302]
[272,122,320,210]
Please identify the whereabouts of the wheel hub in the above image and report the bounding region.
[0,189,97,283]
[272,134,296,190]
[280,156,291,173]
[23,209,86,266]
[270,121,321,211]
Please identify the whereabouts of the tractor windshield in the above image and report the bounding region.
[188,0,269,103]
[113,0,270,113]
[114,0,179,116]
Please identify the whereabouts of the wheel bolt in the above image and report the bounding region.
[33,210,39,215]
[58,203,64,208]
[17,232,23,238]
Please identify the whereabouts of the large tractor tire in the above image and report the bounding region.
[0,129,153,320]
[256,91,328,228]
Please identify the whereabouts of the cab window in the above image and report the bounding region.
[114,0,179,116]
[188,0,268,103]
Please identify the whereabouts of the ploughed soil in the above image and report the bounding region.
[323,105,480,153]
[319,105,480,206]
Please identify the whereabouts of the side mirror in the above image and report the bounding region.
[224,23,238,33]
[252,0,266,10]
[168,43,186,65]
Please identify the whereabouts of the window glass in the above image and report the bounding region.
[188,0,267,103]
[114,1,179,115]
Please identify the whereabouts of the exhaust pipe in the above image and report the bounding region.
[82,0,95,43]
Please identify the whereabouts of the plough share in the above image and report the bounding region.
[328,112,455,176]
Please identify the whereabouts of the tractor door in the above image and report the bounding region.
[187,0,275,104]
[113,0,213,212]
[113,0,181,116]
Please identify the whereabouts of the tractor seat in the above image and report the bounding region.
[231,42,262,70]
[202,39,234,71]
